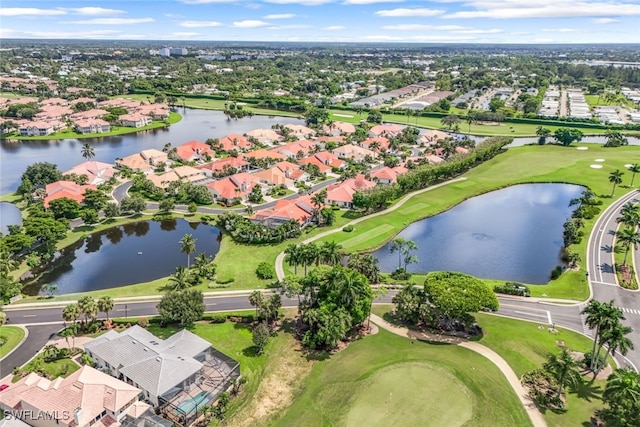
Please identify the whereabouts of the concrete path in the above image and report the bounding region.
[369,313,547,427]
[275,177,468,280]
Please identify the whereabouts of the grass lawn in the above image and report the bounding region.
[16,354,80,381]
[274,328,531,427]
[316,144,639,300]
[0,326,26,358]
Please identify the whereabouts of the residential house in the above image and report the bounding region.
[0,366,162,427]
[43,180,97,208]
[274,161,309,182]
[368,124,405,138]
[244,128,281,145]
[136,104,170,120]
[175,140,215,162]
[35,105,73,121]
[39,97,68,107]
[275,140,316,158]
[70,109,109,120]
[253,167,292,188]
[419,130,449,145]
[425,154,444,165]
[370,166,408,184]
[250,195,315,228]
[283,124,315,139]
[207,172,261,205]
[332,144,376,163]
[325,174,375,208]
[360,137,390,153]
[313,151,347,169]
[64,161,116,185]
[120,113,152,128]
[243,148,287,164]
[148,166,206,189]
[117,149,168,173]
[218,133,253,152]
[323,121,356,136]
[84,326,239,427]
[197,157,249,178]
[74,118,111,134]
[455,146,469,155]
[19,121,56,136]
[141,149,169,166]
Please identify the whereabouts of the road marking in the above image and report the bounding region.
[514,310,548,320]
[547,311,553,325]
[22,314,37,318]
[591,280,618,287]
[621,307,640,315]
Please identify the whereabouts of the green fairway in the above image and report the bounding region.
[0,326,26,358]
[346,362,473,427]
[275,329,531,427]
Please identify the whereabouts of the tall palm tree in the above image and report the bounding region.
[609,169,624,197]
[62,303,80,325]
[582,300,624,371]
[616,227,640,265]
[320,241,343,266]
[603,368,640,406]
[81,142,95,160]
[179,234,197,268]
[599,323,634,373]
[617,202,640,230]
[77,296,97,328]
[193,253,211,278]
[248,290,264,318]
[97,296,114,321]
[303,242,320,274]
[169,266,191,290]
[284,244,301,275]
[543,349,582,402]
[628,163,640,187]
[311,190,326,225]
[347,252,382,284]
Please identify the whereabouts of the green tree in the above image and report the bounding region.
[582,300,625,371]
[609,169,624,197]
[62,303,80,325]
[604,129,629,148]
[83,189,108,210]
[81,142,95,160]
[19,162,62,193]
[616,228,640,266]
[543,349,582,404]
[159,198,175,213]
[248,184,263,204]
[97,296,114,321]
[320,207,336,226]
[284,244,302,275]
[389,238,418,271]
[179,234,197,268]
[157,289,205,326]
[599,323,634,373]
[628,164,640,188]
[169,266,192,290]
[120,196,146,214]
[441,115,460,130]
[553,128,584,146]
[252,321,270,354]
[48,197,82,219]
[77,296,97,328]
[347,252,381,284]
[600,368,640,427]
[249,290,264,318]
[535,126,551,145]
[320,241,343,266]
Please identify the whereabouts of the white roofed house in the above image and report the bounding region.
[84,326,239,427]
[120,113,152,128]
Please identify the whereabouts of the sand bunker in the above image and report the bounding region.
[590,164,604,169]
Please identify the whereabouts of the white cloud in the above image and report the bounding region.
[1,28,121,38]
[323,25,346,30]
[343,0,403,4]
[267,24,311,29]
[0,8,66,16]
[375,8,445,17]
[362,34,475,42]
[264,0,333,5]
[453,28,502,34]
[541,28,580,32]
[232,20,271,27]
[67,7,125,16]
[179,0,238,4]
[444,1,640,19]
[382,24,469,31]
[168,32,201,37]
[180,20,223,27]
[593,18,618,24]
[263,13,296,19]
[65,18,155,25]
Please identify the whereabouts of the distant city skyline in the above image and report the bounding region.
[1,0,639,44]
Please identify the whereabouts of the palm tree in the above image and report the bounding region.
[62,303,80,325]
[603,368,640,406]
[97,296,114,321]
[617,202,640,230]
[77,296,97,328]
[616,227,640,265]
[193,253,211,278]
[628,164,640,187]
[169,266,191,290]
[390,238,418,271]
[582,300,624,371]
[609,169,624,197]
[179,234,197,268]
[81,142,95,160]
[311,190,326,225]
[599,324,634,373]
[301,243,320,275]
[320,241,343,266]
[543,349,582,402]
[284,244,302,275]
[535,126,551,144]
[248,290,264,318]
[347,252,382,284]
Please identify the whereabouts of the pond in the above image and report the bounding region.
[0,108,304,194]
[23,219,221,295]
[372,183,585,284]
[0,202,22,235]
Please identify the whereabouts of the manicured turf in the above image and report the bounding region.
[346,362,473,427]
[0,326,26,358]
[274,328,531,427]
[17,354,80,381]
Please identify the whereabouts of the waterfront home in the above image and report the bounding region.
[73,119,111,134]
[197,157,250,177]
[244,128,281,145]
[120,113,152,128]
[250,195,315,228]
[274,139,316,158]
[218,133,253,152]
[116,149,168,172]
[43,181,97,208]
[19,121,56,136]
[64,161,116,185]
[175,140,215,162]
[323,121,356,136]
[368,123,405,138]
[283,124,315,139]
[370,166,408,184]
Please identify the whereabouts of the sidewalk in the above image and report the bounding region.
[369,313,547,427]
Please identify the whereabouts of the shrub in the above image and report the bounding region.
[494,282,530,297]
[583,351,607,370]
[256,262,275,280]
[550,265,563,280]
[216,277,235,285]
[138,317,149,327]
[342,225,354,232]
[390,268,412,281]
[209,314,227,324]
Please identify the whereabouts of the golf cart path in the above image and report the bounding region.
[369,313,547,427]
[275,177,468,280]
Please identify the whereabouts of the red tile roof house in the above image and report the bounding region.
[0,365,157,427]
[245,128,281,145]
[253,167,292,187]
[275,161,310,181]
[370,166,408,185]
[64,161,117,185]
[331,144,376,163]
[323,121,356,136]
[206,172,262,205]
[218,133,253,152]
[175,140,215,162]
[70,109,109,120]
[73,118,111,134]
[274,139,316,158]
[197,157,249,178]
[242,148,287,164]
[313,151,347,169]
[419,130,450,146]
[325,174,375,208]
[283,124,316,139]
[368,124,406,138]
[43,181,97,208]
[119,113,152,128]
[360,137,391,154]
[298,155,331,173]
[251,196,315,229]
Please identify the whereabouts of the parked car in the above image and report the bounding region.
[0,384,9,391]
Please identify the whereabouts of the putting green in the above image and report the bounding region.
[346,362,473,427]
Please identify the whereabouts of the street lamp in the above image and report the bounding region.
[125,304,128,318]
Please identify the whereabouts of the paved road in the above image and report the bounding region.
[0,324,61,378]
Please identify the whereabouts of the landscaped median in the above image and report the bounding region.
[0,326,26,359]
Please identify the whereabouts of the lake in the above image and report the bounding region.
[0,202,22,235]
[0,108,304,194]
[372,183,584,284]
[23,219,221,295]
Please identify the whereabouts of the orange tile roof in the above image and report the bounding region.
[175,140,214,161]
[219,133,252,151]
[298,156,331,172]
[207,177,246,200]
[198,157,249,172]
[253,167,291,186]
[44,180,97,208]
[243,148,287,161]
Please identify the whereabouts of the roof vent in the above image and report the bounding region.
[155,357,161,362]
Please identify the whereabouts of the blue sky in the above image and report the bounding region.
[1,0,639,43]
